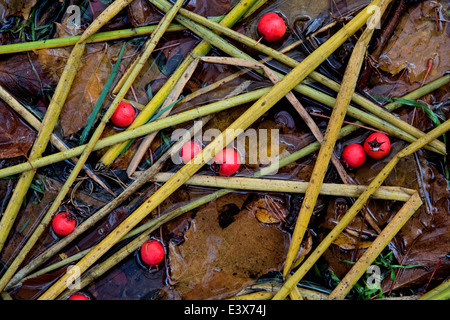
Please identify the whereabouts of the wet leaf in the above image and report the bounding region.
[0,101,36,159]
[0,52,51,106]
[246,195,288,224]
[0,0,37,20]
[331,233,373,250]
[168,193,289,299]
[127,0,233,27]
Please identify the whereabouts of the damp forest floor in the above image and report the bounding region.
[0,0,448,301]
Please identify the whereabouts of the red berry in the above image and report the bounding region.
[111,102,136,127]
[212,148,241,176]
[364,132,391,159]
[342,144,366,168]
[180,141,202,164]
[257,12,286,42]
[68,293,90,300]
[140,240,165,268]
[52,212,77,236]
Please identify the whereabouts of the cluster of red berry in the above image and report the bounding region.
[342,132,391,168]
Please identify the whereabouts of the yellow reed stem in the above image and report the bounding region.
[98,0,261,167]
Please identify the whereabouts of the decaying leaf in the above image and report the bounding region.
[246,195,288,224]
[370,0,449,97]
[0,101,36,159]
[168,193,289,299]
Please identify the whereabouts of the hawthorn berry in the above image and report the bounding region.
[180,141,202,164]
[257,12,286,42]
[68,293,90,300]
[364,132,391,159]
[111,102,136,127]
[342,144,366,168]
[52,212,77,236]
[212,148,241,176]
[140,240,165,268]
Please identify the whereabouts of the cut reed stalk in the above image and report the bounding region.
[37,0,384,300]
[0,87,270,179]
[0,17,223,56]
[272,118,450,300]
[327,191,423,300]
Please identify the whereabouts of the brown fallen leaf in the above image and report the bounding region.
[246,195,288,224]
[0,101,36,159]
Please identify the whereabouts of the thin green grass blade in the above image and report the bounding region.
[79,42,127,144]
